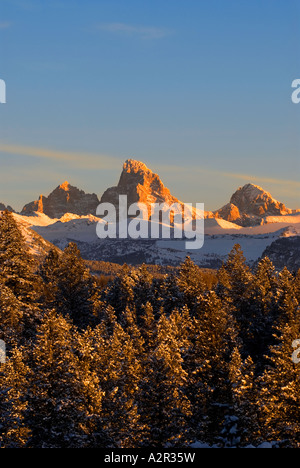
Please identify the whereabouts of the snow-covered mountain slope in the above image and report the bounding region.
[9,157,299,270]
[19,210,300,269]
[11,213,61,259]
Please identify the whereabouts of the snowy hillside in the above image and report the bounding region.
[15,210,300,269]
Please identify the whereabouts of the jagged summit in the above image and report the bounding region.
[215,183,292,226]
[101,158,180,209]
[123,159,149,174]
[21,182,99,219]
[59,181,71,191]
[17,161,297,225]
[0,202,14,212]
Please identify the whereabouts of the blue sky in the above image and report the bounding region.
[0,0,299,211]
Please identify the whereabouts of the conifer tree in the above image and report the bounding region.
[140,313,192,447]
[90,321,144,447]
[239,256,278,365]
[39,248,61,305]
[121,305,145,357]
[55,242,98,328]
[189,291,238,443]
[259,319,300,447]
[294,269,300,303]
[132,264,154,310]
[0,347,30,448]
[217,244,253,308]
[0,211,42,340]
[0,279,24,348]
[154,273,183,315]
[228,348,260,446]
[102,264,136,316]
[0,211,41,304]
[176,256,205,311]
[26,310,104,448]
[276,267,299,323]
[140,302,157,353]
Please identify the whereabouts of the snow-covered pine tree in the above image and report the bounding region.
[276,267,299,324]
[0,278,24,348]
[239,256,278,366]
[101,264,136,317]
[216,244,255,360]
[259,318,300,447]
[92,321,144,447]
[0,211,41,304]
[26,310,104,448]
[121,305,145,358]
[39,248,61,305]
[55,242,98,328]
[154,273,183,316]
[0,211,42,340]
[140,312,192,447]
[294,269,300,303]
[228,348,260,447]
[257,268,300,446]
[189,290,238,444]
[132,264,154,311]
[0,347,30,448]
[217,244,253,308]
[140,301,157,353]
[176,256,205,312]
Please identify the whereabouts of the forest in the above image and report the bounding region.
[0,210,300,448]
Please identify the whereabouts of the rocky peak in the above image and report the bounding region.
[59,181,71,191]
[101,159,213,219]
[101,159,180,208]
[215,183,292,226]
[21,182,99,218]
[122,159,149,174]
[0,202,15,212]
[230,184,291,216]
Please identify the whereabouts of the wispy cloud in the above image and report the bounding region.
[0,143,123,170]
[152,163,300,189]
[221,170,300,189]
[2,142,299,190]
[155,163,300,204]
[97,22,172,40]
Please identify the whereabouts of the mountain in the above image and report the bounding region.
[258,236,300,272]
[3,158,300,270]
[101,159,179,208]
[21,181,100,219]
[100,159,213,219]
[12,213,62,260]
[214,183,294,227]
[0,202,14,212]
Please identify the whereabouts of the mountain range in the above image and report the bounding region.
[1,158,300,270]
[6,158,299,226]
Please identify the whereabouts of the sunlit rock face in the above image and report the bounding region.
[214,183,293,227]
[100,159,213,219]
[100,159,179,209]
[21,181,99,218]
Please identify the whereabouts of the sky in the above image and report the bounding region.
[0,0,300,212]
